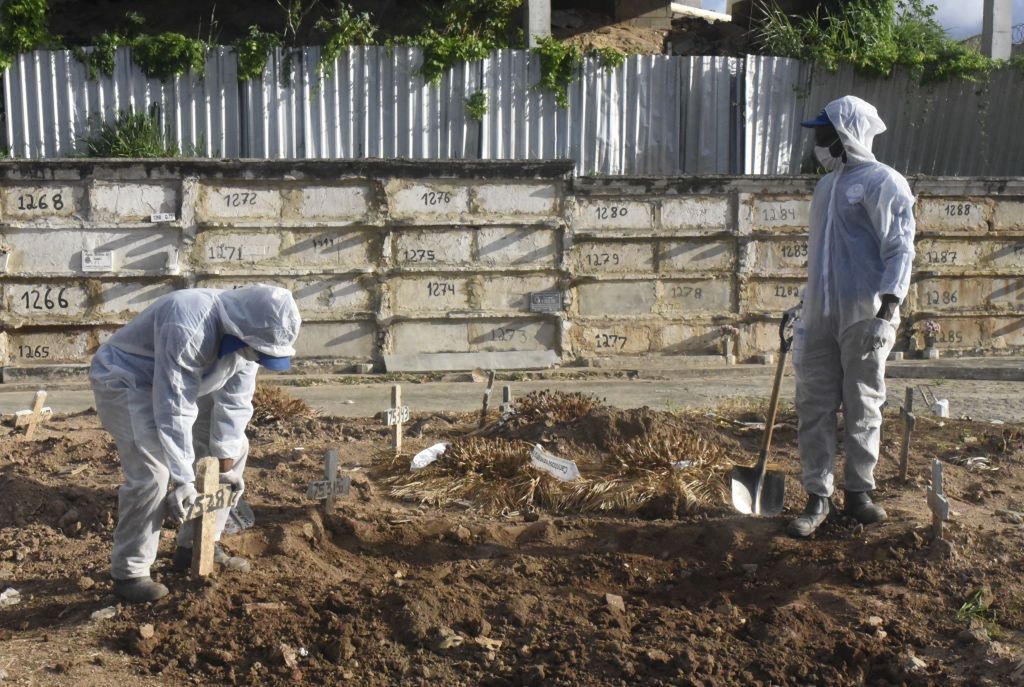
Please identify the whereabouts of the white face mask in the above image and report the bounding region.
[815,145,841,172]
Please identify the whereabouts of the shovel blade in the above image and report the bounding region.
[730,466,786,516]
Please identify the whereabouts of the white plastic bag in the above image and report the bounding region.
[411,443,449,471]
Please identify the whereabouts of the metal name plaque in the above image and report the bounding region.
[529,291,562,313]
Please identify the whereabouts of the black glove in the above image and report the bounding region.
[875,294,899,322]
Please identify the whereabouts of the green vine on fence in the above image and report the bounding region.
[235,26,281,81]
[756,0,1020,84]
[531,39,628,108]
[73,23,206,81]
[132,33,207,80]
[464,91,487,120]
[0,0,56,70]
[406,0,523,84]
[532,36,581,108]
[315,3,377,79]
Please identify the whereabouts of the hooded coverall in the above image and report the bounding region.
[89,285,301,580]
[793,96,917,498]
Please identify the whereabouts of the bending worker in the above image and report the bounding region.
[90,285,301,602]
[787,95,916,538]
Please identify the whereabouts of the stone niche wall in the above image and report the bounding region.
[0,160,1020,379]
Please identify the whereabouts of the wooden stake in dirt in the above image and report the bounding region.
[191,457,221,577]
[14,390,51,439]
[927,459,950,540]
[385,385,409,454]
[305,448,351,515]
[898,386,917,482]
[176,457,240,577]
[478,370,496,428]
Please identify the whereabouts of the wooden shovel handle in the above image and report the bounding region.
[758,312,795,470]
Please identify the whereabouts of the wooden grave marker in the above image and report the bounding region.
[927,459,950,540]
[305,449,351,515]
[385,385,409,454]
[14,390,51,439]
[478,370,496,428]
[184,457,241,577]
[898,386,917,482]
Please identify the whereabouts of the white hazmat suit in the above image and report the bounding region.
[90,286,301,580]
[793,96,916,498]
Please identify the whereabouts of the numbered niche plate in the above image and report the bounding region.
[393,230,473,268]
[741,195,811,233]
[197,185,282,223]
[386,182,471,221]
[3,281,176,324]
[917,198,992,232]
[912,277,1024,312]
[3,186,79,220]
[391,277,467,315]
[747,239,810,276]
[575,323,651,354]
[573,200,654,231]
[571,242,654,274]
[743,281,804,312]
[915,239,1024,273]
[4,329,104,365]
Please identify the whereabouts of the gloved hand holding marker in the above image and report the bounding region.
[165,482,199,525]
[219,470,245,498]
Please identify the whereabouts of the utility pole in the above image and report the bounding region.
[525,0,551,48]
[982,0,1012,60]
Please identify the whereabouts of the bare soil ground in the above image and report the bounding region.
[2,390,1024,686]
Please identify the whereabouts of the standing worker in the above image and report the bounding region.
[787,95,916,538]
[90,285,301,602]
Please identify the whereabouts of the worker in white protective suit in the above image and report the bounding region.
[90,286,301,602]
[786,96,916,538]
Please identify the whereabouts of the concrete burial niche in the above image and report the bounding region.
[0,159,1021,379]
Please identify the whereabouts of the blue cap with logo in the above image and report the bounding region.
[801,109,832,128]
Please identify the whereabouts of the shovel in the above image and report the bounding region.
[730,313,795,516]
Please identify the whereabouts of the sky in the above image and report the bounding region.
[701,0,1022,40]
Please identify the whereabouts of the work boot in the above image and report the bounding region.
[843,491,887,524]
[172,544,251,573]
[786,494,831,538]
[112,576,169,604]
[214,544,251,572]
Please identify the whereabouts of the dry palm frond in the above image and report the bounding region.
[251,383,319,425]
[379,417,732,517]
[510,390,605,427]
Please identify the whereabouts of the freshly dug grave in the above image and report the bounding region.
[2,390,1024,686]
[380,391,735,518]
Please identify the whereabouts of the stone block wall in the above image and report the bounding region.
[0,160,1020,378]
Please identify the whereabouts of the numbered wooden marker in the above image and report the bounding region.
[304,449,351,515]
[927,459,950,541]
[898,386,917,482]
[14,390,51,440]
[478,370,496,428]
[387,385,407,454]
[191,458,225,577]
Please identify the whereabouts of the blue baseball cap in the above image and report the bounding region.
[219,334,291,371]
[801,109,832,128]
[257,353,291,371]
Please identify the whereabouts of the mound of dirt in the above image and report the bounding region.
[3,398,1024,686]
[379,391,739,518]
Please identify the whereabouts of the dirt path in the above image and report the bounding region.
[1,374,1022,422]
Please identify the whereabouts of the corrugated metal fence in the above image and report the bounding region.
[3,47,1023,176]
